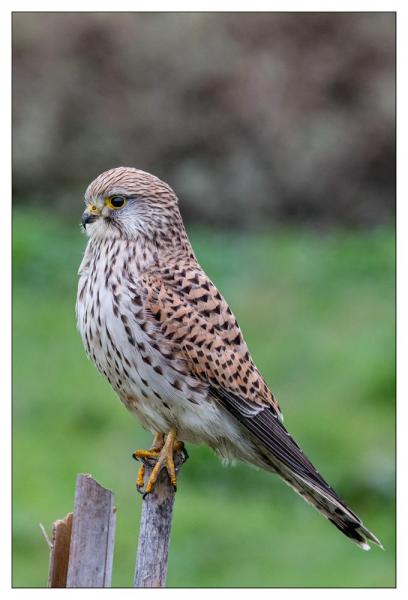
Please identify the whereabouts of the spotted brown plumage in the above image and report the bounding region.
[76,166,382,550]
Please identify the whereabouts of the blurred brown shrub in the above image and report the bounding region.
[12,12,395,227]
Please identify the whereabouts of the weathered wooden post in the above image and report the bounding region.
[133,452,187,587]
[44,461,186,587]
[44,474,116,588]
[67,474,116,587]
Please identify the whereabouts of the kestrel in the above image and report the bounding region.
[76,166,381,550]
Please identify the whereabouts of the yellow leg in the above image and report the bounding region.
[133,432,164,491]
[133,429,186,494]
[144,427,179,494]
[136,463,145,489]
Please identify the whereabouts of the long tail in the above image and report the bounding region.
[212,386,383,550]
[268,459,382,550]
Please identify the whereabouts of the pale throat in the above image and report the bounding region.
[89,226,194,276]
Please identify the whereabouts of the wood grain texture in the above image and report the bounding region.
[133,454,186,587]
[47,512,73,587]
[66,474,116,588]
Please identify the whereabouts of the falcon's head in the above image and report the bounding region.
[82,166,181,240]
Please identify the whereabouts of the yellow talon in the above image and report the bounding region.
[133,449,160,461]
[133,432,164,491]
[136,463,145,489]
[173,440,185,453]
[133,428,186,495]
[166,454,177,489]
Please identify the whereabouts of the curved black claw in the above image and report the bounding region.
[181,446,189,462]
[136,484,145,496]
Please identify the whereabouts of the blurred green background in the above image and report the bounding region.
[13,12,395,588]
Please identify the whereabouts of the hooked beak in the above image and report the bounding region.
[81,207,100,229]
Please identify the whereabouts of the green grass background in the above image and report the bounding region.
[13,210,395,587]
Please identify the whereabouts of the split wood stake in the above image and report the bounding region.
[44,512,73,587]
[44,474,116,588]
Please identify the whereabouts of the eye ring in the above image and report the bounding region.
[107,196,126,209]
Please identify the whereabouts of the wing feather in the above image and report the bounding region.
[141,266,282,417]
[209,385,346,505]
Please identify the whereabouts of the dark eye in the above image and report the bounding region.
[107,196,126,209]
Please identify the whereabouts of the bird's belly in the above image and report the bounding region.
[126,385,243,448]
[126,386,258,468]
